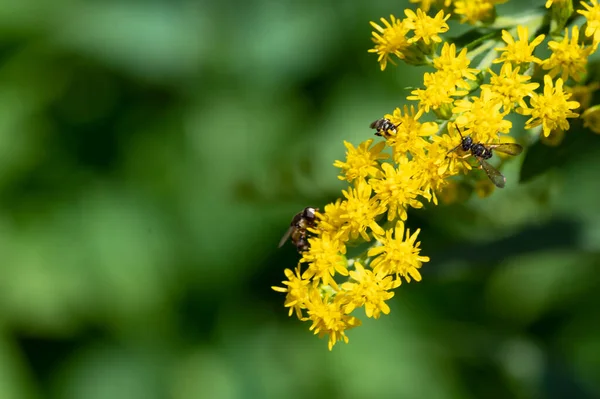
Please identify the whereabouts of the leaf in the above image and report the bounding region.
[447,28,502,51]
[520,127,600,183]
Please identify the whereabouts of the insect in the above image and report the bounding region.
[278,207,318,253]
[370,118,398,137]
[448,129,523,188]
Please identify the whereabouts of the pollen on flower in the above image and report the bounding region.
[301,233,348,289]
[304,288,362,350]
[368,220,430,283]
[339,179,386,241]
[481,63,540,111]
[404,9,450,45]
[370,161,424,221]
[452,88,513,143]
[407,71,469,116]
[518,75,580,137]
[369,15,412,70]
[494,26,546,67]
[341,262,400,319]
[272,265,311,319]
[333,139,388,182]
[543,26,592,82]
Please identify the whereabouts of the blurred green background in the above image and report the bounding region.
[0,0,599,398]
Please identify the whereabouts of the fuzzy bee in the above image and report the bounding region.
[370,118,398,137]
[278,207,318,253]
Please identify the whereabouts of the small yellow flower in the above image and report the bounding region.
[540,128,566,146]
[404,9,450,45]
[304,288,362,350]
[340,179,386,241]
[408,71,469,116]
[454,0,507,25]
[409,0,451,12]
[519,75,580,137]
[272,265,311,319]
[341,262,400,319]
[579,0,600,46]
[582,105,600,134]
[481,63,540,111]
[494,26,546,66]
[453,87,513,143]
[301,233,348,288]
[333,139,388,182]
[312,199,348,240]
[412,141,456,204]
[474,178,496,198]
[369,15,411,70]
[543,26,592,82]
[370,161,424,221]
[433,43,480,87]
[368,221,430,283]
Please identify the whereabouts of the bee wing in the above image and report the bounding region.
[278,226,294,248]
[478,158,506,188]
[488,143,523,156]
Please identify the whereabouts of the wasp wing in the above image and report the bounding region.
[478,158,506,188]
[488,143,523,156]
[278,226,294,248]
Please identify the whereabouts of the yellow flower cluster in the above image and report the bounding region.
[273,1,599,350]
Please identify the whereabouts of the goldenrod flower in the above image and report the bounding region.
[272,265,311,319]
[340,179,386,241]
[453,88,513,143]
[432,132,473,176]
[519,75,580,137]
[412,141,457,204]
[301,233,348,288]
[386,105,438,159]
[543,26,592,82]
[481,63,540,111]
[540,128,566,146]
[454,0,507,25]
[579,0,600,47]
[408,71,469,116]
[333,139,388,183]
[341,262,400,319]
[370,161,424,221]
[433,43,480,89]
[474,179,496,198]
[369,15,411,70]
[494,26,546,66]
[304,288,362,350]
[312,199,348,239]
[368,221,430,283]
[409,0,452,12]
[404,9,450,45]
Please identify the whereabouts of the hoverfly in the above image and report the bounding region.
[448,129,523,188]
[370,118,398,137]
[278,207,318,253]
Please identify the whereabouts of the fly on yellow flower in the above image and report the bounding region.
[404,9,450,45]
[385,105,438,160]
[368,220,430,283]
[519,75,580,137]
[543,26,592,82]
[494,26,546,67]
[341,262,400,319]
[333,139,388,183]
[369,15,411,70]
[481,63,540,111]
[304,288,362,351]
[579,0,600,47]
